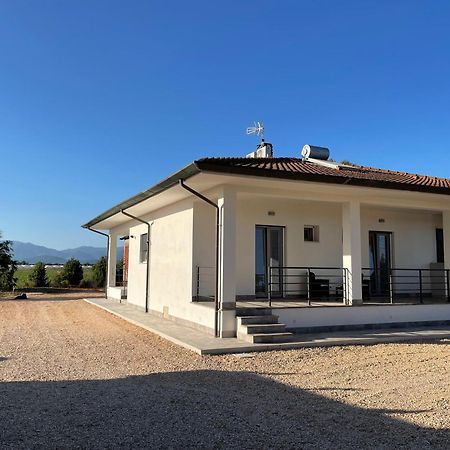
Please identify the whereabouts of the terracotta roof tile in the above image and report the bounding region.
[195,157,450,194]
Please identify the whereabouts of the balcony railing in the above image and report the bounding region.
[268,266,348,307]
[362,267,450,304]
[194,266,215,301]
[195,265,450,307]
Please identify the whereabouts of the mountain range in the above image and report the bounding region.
[12,241,123,264]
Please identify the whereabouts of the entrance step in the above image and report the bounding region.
[243,323,288,334]
[237,315,279,325]
[236,307,273,317]
[240,332,294,344]
[236,308,293,344]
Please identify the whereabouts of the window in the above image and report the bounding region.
[436,228,444,263]
[139,233,148,263]
[304,225,319,242]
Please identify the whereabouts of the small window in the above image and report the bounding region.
[304,225,319,242]
[436,228,444,263]
[139,233,148,263]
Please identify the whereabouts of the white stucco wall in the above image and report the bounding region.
[360,207,441,269]
[236,197,343,296]
[361,207,442,294]
[126,199,215,332]
[113,185,445,333]
[277,304,450,330]
[192,201,216,297]
[233,196,442,298]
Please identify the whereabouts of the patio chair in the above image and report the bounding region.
[308,271,330,299]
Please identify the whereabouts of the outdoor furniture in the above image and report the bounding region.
[308,271,330,299]
[336,276,370,299]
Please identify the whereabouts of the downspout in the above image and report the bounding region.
[86,228,110,299]
[121,210,151,313]
[179,179,220,338]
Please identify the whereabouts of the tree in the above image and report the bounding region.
[0,232,17,291]
[29,262,49,287]
[62,258,83,286]
[92,256,107,288]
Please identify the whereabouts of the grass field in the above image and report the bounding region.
[14,266,94,289]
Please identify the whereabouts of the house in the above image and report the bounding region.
[83,143,450,341]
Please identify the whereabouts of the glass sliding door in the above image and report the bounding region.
[369,231,392,296]
[255,226,284,298]
[255,227,267,297]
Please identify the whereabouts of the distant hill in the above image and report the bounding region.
[12,241,123,264]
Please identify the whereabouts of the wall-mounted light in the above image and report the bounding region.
[268,211,275,216]
[378,218,385,223]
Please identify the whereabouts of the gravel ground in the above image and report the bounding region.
[0,297,449,449]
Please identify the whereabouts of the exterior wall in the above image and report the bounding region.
[111,184,446,335]
[234,196,442,298]
[192,201,216,298]
[360,207,442,269]
[107,286,122,300]
[236,197,342,297]
[361,207,442,294]
[126,199,215,333]
[277,304,450,330]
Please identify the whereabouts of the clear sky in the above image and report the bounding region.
[1,0,449,249]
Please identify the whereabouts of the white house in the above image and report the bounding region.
[83,143,450,341]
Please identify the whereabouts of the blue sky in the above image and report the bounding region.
[1,0,449,249]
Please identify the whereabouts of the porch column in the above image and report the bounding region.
[107,232,117,290]
[443,212,450,301]
[342,200,363,305]
[218,188,237,338]
[443,211,450,269]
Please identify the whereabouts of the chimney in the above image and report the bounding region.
[246,140,273,158]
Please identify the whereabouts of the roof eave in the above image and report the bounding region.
[195,161,450,196]
[82,162,201,229]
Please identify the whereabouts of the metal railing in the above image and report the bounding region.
[115,270,127,288]
[194,266,215,301]
[268,266,349,307]
[361,268,450,304]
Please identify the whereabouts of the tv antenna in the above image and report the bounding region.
[246,121,264,140]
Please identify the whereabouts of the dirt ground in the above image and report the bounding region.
[0,296,449,449]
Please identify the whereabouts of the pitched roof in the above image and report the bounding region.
[83,156,450,229]
[195,157,450,194]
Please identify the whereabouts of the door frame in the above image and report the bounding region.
[368,230,393,296]
[255,225,285,298]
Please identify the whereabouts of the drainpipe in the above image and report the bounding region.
[179,179,220,338]
[121,210,151,313]
[86,228,110,299]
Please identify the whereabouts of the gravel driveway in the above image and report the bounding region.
[0,297,449,449]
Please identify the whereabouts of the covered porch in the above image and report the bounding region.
[192,182,450,336]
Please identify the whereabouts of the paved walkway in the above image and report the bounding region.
[84,297,450,355]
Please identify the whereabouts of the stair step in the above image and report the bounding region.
[238,315,279,325]
[242,332,293,344]
[236,308,273,317]
[242,323,287,334]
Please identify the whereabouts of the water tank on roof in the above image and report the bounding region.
[301,145,330,160]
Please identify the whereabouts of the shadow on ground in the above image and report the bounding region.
[1,370,447,449]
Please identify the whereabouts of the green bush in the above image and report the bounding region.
[29,262,49,287]
[92,257,107,288]
[61,258,83,286]
[51,271,69,288]
[79,278,94,288]
[0,233,17,291]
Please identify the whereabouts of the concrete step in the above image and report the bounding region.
[236,307,273,317]
[237,315,279,325]
[240,332,293,344]
[241,323,288,334]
